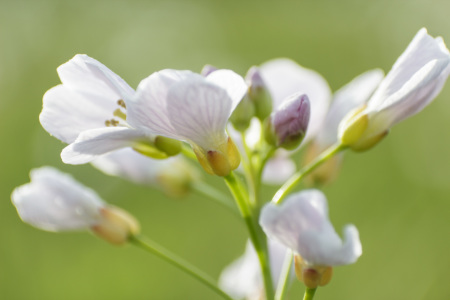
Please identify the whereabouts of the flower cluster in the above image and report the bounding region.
[11,28,450,300]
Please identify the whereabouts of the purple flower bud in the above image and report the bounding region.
[246,66,273,120]
[268,93,310,150]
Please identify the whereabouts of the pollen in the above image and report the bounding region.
[105,119,120,127]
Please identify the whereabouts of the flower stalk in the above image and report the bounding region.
[129,235,234,300]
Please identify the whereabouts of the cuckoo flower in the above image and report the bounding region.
[11,167,139,245]
[40,54,180,165]
[126,69,247,176]
[339,28,450,151]
[260,189,361,288]
[219,240,293,300]
[91,148,200,197]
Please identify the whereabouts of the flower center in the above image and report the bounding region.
[105,100,128,127]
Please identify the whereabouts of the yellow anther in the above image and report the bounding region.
[113,109,127,121]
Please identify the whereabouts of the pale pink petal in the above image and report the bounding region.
[206,69,247,112]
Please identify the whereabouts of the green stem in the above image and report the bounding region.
[191,181,238,215]
[275,250,293,300]
[272,143,346,204]
[224,172,275,299]
[129,235,233,300]
[303,288,317,300]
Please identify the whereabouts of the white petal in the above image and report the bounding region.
[40,54,134,143]
[260,189,362,266]
[260,58,332,143]
[368,28,450,112]
[57,54,134,102]
[316,69,384,148]
[61,127,149,164]
[164,78,231,149]
[206,69,247,112]
[219,241,263,300]
[219,239,292,300]
[40,85,119,143]
[11,167,105,231]
[127,69,201,138]
[91,148,179,185]
[372,59,450,128]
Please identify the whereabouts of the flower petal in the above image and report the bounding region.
[205,69,247,112]
[40,54,134,143]
[57,54,134,102]
[262,152,296,185]
[260,58,332,143]
[260,189,362,266]
[368,28,450,114]
[61,127,149,164]
[11,167,105,231]
[164,77,232,149]
[127,69,201,138]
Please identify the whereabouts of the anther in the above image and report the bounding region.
[117,99,126,109]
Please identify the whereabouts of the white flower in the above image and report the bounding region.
[11,167,139,244]
[126,69,247,176]
[259,189,361,287]
[339,28,450,151]
[91,148,200,196]
[40,54,179,165]
[219,240,293,300]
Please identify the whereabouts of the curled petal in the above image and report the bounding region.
[206,69,247,112]
[11,167,105,231]
[61,127,150,164]
[260,189,362,266]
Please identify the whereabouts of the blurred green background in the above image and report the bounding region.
[1,0,450,299]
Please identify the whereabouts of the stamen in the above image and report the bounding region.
[105,119,119,127]
[117,99,126,109]
[113,109,127,120]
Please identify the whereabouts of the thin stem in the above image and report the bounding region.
[129,235,233,300]
[224,172,275,299]
[272,143,346,204]
[275,250,293,300]
[181,143,197,161]
[191,181,239,215]
[303,288,317,300]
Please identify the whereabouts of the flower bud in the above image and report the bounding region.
[194,137,241,176]
[246,67,273,121]
[294,255,333,288]
[133,136,181,159]
[229,95,255,131]
[265,93,310,150]
[157,160,201,197]
[91,205,140,245]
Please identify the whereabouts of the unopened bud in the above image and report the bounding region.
[201,64,218,77]
[194,137,240,176]
[229,95,255,131]
[91,205,140,245]
[133,136,181,159]
[154,136,182,156]
[265,93,310,150]
[246,67,273,120]
[294,254,333,288]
